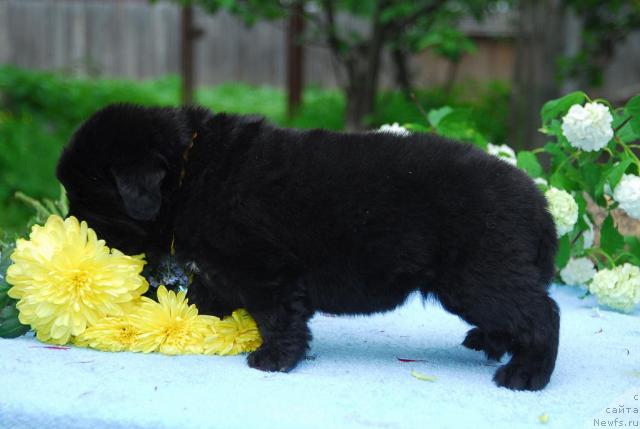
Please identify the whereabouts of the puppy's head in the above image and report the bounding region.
[56,103,211,256]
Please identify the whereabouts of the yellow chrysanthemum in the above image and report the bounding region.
[130,285,219,355]
[74,315,141,352]
[6,215,148,345]
[204,309,262,356]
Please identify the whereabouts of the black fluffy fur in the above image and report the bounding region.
[56,104,560,390]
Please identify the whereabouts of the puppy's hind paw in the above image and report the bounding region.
[493,361,550,391]
[247,345,302,373]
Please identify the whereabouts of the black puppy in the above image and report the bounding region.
[56,104,559,391]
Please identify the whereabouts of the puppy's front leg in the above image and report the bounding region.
[245,281,313,372]
[186,275,236,318]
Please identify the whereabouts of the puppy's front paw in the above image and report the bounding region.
[247,345,302,372]
[461,327,485,351]
[462,328,509,361]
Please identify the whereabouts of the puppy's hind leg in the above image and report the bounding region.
[491,294,559,391]
[437,276,560,391]
[244,279,313,372]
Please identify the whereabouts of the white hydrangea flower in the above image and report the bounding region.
[533,177,548,187]
[589,263,640,313]
[545,187,579,237]
[560,257,596,286]
[561,102,613,152]
[487,143,517,166]
[613,174,640,219]
[378,123,410,136]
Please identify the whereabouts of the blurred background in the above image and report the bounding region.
[1,0,639,234]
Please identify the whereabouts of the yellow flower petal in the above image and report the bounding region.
[129,286,218,355]
[204,309,262,356]
[6,215,149,344]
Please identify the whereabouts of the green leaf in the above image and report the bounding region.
[624,236,640,261]
[555,234,571,269]
[580,162,601,196]
[600,213,625,257]
[0,289,9,309]
[436,109,487,148]
[625,95,640,136]
[57,185,69,217]
[613,109,638,143]
[607,159,633,190]
[544,142,568,169]
[0,304,29,338]
[541,92,587,126]
[403,123,429,133]
[516,151,543,178]
[574,192,588,232]
[549,170,573,190]
[427,106,453,128]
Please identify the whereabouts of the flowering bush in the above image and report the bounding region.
[399,91,640,313]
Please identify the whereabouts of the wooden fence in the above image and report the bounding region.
[0,0,638,98]
[0,0,521,89]
[0,0,339,87]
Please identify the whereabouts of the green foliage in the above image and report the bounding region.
[0,188,69,339]
[516,151,543,178]
[15,186,69,229]
[374,81,510,143]
[626,95,640,135]
[540,92,587,128]
[388,81,510,150]
[0,239,29,338]
[600,214,625,257]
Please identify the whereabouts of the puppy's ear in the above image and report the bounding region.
[111,153,167,221]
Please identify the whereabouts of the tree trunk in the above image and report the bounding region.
[508,0,567,150]
[391,47,413,98]
[180,5,195,105]
[344,52,377,131]
[286,2,305,117]
[343,4,386,131]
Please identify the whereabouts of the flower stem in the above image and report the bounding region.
[614,252,637,264]
[586,247,616,269]
[555,151,581,174]
[615,136,640,171]
[613,115,633,133]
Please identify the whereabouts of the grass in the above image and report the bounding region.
[0,66,510,234]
